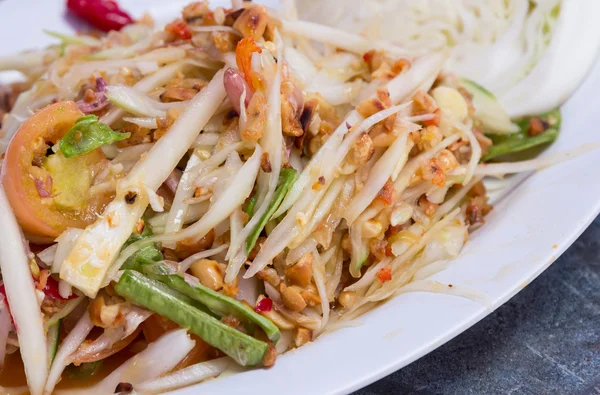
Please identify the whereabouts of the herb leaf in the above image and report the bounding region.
[59,115,130,158]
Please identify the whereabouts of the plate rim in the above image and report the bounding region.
[1,1,600,394]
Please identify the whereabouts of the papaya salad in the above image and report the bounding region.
[0,1,579,394]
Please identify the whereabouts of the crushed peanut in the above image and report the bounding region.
[232,5,270,40]
[279,283,307,312]
[285,253,313,287]
[294,327,312,348]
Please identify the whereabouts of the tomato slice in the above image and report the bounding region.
[1,101,110,241]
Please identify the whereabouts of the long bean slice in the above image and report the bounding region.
[114,270,268,366]
[142,262,280,342]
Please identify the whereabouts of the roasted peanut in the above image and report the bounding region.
[348,132,374,166]
[363,50,387,72]
[190,259,224,291]
[89,296,125,328]
[88,296,105,327]
[242,91,267,141]
[212,31,238,53]
[257,267,281,288]
[418,125,443,151]
[436,149,459,173]
[300,93,339,133]
[285,253,313,287]
[182,1,210,24]
[256,296,295,330]
[356,89,395,133]
[294,327,312,348]
[363,50,410,80]
[356,89,390,118]
[262,343,277,367]
[282,80,304,118]
[338,291,356,308]
[371,129,397,147]
[232,5,270,40]
[281,94,304,137]
[279,283,307,312]
[412,90,437,116]
[420,158,445,187]
[300,287,321,307]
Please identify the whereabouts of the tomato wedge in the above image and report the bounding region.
[1,101,110,241]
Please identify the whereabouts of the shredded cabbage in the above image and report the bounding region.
[298,0,599,116]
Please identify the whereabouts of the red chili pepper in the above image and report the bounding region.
[376,266,392,284]
[42,276,78,300]
[423,108,441,127]
[165,19,192,40]
[0,270,76,331]
[255,298,273,313]
[384,244,393,257]
[67,0,134,32]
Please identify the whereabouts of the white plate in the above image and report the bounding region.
[1,1,600,394]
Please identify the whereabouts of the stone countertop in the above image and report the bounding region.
[356,217,600,395]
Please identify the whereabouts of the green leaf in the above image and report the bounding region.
[482,109,561,162]
[59,115,130,158]
[246,168,297,254]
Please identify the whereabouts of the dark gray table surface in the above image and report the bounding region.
[356,217,600,395]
